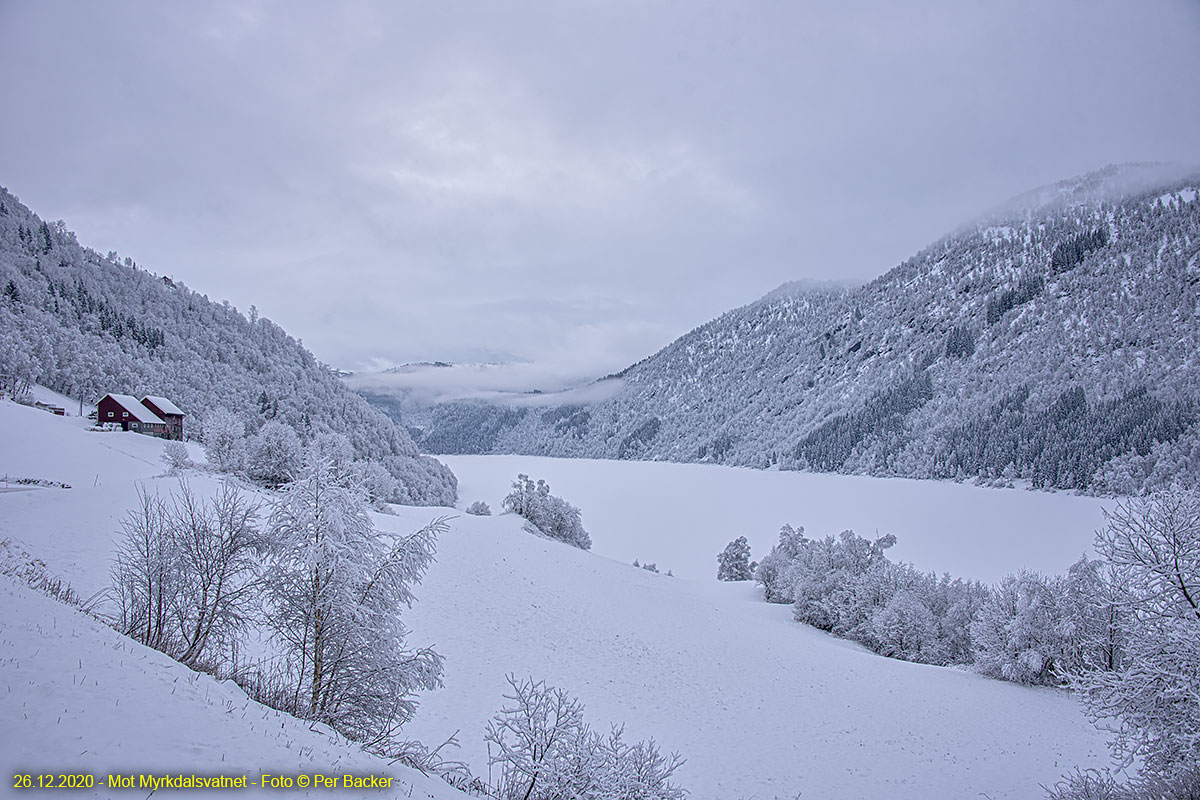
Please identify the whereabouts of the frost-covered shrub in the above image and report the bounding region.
[465,500,492,516]
[502,474,591,550]
[1045,769,1129,800]
[717,536,753,581]
[757,523,986,666]
[485,675,686,800]
[1046,765,1200,800]
[161,440,192,472]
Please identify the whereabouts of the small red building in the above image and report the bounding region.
[96,393,171,438]
[140,396,185,441]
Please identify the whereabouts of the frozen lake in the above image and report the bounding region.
[441,454,1114,583]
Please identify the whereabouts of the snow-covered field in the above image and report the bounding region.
[0,571,462,800]
[442,454,1113,582]
[1,399,1116,799]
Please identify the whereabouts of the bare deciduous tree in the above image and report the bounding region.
[111,481,261,670]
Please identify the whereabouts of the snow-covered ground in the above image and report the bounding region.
[0,572,464,800]
[1,399,1116,799]
[442,454,1112,583]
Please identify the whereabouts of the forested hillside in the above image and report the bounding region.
[0,187,456,505]
[405,164,1200,494]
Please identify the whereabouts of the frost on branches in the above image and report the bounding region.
[970,570,1068,686]
[485,675,686,800]
[263,457,446,752]
[1074,490,1200,780]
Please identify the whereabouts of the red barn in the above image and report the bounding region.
[140,396,185,441]
[96,393,169,438]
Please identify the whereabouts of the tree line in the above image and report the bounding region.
[727,489,1199,796]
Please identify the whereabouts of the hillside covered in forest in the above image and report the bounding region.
[396,164,1200,494]
[0,187,456,505]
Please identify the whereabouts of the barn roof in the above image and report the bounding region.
[142,396,184,416]
[103,394,164,425]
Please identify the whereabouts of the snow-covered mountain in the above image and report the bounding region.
[399,164,1200,493]
[0,399,1112,799]
[0,186,456,505]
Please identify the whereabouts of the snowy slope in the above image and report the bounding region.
[0,574,465,799]
[442,454,1111,583]
[395,508,1111,800]
[0,400,204,489]
[0,400,1114,799]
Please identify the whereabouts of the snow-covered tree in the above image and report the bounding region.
[717,536,753,581]
[465,500,492,516]
[790,530,896,636]
[262,458,445,749]
[869,589,941,664]
[245,420,302,487]
[351,460,399,510]
[503,474,591,550]
[1059,555,1125,677]
[503,473,546,518]
[485,675,686,800]
[111,481,261,669]
[168,482,261,668]
[112,486,177,653]
[202,408,245,473]
[755,522,984,667]
[1073,490,1200,779]
[756,524,807,603]
[307,432,355,479]
[971,570,1067,685]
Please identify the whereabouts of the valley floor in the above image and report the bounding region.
[1,401,1116,799]
[441,453,1112,583]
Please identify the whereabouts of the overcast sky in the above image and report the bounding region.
[2,2,1198,390]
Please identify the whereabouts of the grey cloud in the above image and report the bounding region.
[1,0,1197,381]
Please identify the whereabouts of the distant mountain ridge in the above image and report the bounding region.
[0,186,457,505]
[392,164,1200,494]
